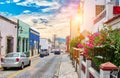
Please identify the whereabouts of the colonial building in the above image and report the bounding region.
[0,15,17,56]
[104,14,120,29]
[29,27,40,57]
[80,0,119,33]
[66,36,70,52]
[17,20,30,55]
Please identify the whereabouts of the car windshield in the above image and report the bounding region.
[5,53,19,57]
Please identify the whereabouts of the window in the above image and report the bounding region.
[6,53,19,57]
[115,0,120,5]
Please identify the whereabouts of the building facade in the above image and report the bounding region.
[66,36,70,52]
[0,15,17,56]
[80,0,120,33]
[17,20,30,55]
[29,28,40,57]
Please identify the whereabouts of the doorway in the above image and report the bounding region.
[6,37,13,53]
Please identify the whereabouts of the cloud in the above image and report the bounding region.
[16,0,60,7]
[0,2,4,4]
[23,10,31,13]
[9,0,79,38]
[13,0,20,3]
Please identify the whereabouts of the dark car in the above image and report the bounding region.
[54,49,61,55]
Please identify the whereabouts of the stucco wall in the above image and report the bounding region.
[0,18,17,56]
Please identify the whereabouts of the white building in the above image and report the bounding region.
[0,15,17,57]
[80,0,119,33]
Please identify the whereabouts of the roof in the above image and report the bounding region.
[0,15,17,25]
[104,14,120,24]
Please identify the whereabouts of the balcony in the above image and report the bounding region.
[93,10,106,24]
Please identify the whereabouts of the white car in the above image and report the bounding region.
[1,52,31,70]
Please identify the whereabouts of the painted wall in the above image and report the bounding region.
[29,28,40,56]
[80,0,95,33]
[80,0,115,33]
[17,20,30,54]
[0,16,17,56]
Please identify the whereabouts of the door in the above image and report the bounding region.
[6,37,14,53]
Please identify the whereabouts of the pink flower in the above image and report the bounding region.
[86,42,94,48]
[84,48,88,55]
[97,43,102,46]
[77,43,84,48]
[93,32,100,37]
[88,35,94,40]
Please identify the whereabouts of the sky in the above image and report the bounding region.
[0,0,80,39]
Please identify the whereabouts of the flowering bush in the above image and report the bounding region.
[77,27,120,69]
[87,28,120,69]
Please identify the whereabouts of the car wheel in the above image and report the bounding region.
[3,67,7,70]
[28,61,31,66]
[21,63,24,69]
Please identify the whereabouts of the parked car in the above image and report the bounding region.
[54,49,61,55]
[51,49,55,53]
[40,49,49,56]
[1,52,31,70]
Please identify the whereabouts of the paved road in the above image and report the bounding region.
[0,53,61,78]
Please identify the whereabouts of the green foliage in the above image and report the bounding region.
[88,28,120,69]
[70,36,82,59]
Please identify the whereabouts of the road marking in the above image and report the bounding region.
[8,59,42,78]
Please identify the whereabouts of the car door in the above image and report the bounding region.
[23,53,29,65]
[20,53,27,66]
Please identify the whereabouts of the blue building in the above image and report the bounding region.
[29,28,40,56]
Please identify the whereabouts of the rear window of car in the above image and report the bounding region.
[5,53,19,57]
[41,49,48,51]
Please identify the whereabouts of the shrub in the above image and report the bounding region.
[87,27,120,69]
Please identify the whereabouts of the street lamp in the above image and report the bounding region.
[18,26,23,33]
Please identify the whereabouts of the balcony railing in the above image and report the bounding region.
[93,10,106,24]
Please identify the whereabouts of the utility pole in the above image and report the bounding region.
[53,34,56,49]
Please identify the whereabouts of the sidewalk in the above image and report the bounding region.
[58,53,78,78]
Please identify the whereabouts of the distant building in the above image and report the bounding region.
[0,15,17,56]
[66,36,70,52]
[70,15,80,39]
[29,27,40,57]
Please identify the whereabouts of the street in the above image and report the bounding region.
[0,53,62,78]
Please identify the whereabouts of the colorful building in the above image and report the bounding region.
[66,36,70,52]
[29,27,40,57]
[0,15,17,56]
[17,20,30,55]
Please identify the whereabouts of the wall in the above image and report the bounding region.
[29,28,40,56]
[17,20,30,53]
[80,0,95,33]
[0,16,17,56]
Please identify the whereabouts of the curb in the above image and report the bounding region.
[30,54,39,60]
